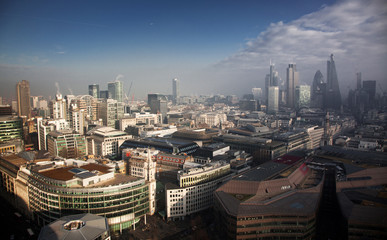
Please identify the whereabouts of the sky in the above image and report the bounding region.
[0,0,386,101]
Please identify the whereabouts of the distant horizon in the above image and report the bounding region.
[1,0,386,100]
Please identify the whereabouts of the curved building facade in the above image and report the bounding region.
[26,162,150,232]
[311,70,326,109]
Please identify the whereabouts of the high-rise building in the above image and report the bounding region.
[295,85,311,110]
[172,78,179,104]
[286,64,299,109]
[108,80,123,102]
[362,80,376,103]
[326,54,342,110]
[99,90,109,99]
[16,80,31,118]
[98,99,124,129]
[252,88,262,101]
[88,84,100,98]
[311,70,326,109]
[264,62,279,104]
[267,86,279,114]
[49,94,67,120]
[148,94,168,123]
[356,72,362,90]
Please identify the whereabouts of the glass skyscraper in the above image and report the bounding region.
[326,54,342,109]
[88,84,100,98]
[16,80,31,118]
[286,64,299,109]
[108,80,123,102]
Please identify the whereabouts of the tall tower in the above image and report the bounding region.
[172,78,179,104]
[326,54,342,110]
[16,80,31,118]
[267,86,279,114]
[108,80,123,102]
[286,64,299,108]
[88,84,100,98]
[356,72,362,90]
[311,70,326,109]
[265,61,279,104]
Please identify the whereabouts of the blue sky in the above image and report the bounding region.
[1,0,386,100]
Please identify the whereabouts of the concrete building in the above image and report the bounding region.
[47,129,87,159]
[16,80,31,118]
[50,94,67,120]
[37,118,69,151]
[122,148,157,215]
[165,161,233,220]
[214,161,323,239]
[86,126,131,158]
[38,213,110,240]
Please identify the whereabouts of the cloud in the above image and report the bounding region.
[212,0,387,94]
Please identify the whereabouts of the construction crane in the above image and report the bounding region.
[125,82,133,104]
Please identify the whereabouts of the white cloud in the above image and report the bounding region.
[211,0,387,95]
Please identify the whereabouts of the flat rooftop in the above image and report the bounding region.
[234,161,290,182]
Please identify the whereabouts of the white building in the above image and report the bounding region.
[50,94,67,119]
[195,113,227,127]
[37,118,69,151]
[86,126,131,158]
[122,148,158,215]
[165,161,233,220]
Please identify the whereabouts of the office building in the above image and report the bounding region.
[69,103,85,135]
[0,155,152,232]
[100,90,109,99]
[120,137,199,155]
[356,72,362,90]
[326,54,342,110]
[252,88,262,102]
[214,161,323,239]
[122,148,157,215]
[108,80,123,102]
[267,86,279,114]
[47,129,87,158]
[98,99,124,129]
[362,80,376,103]
[37,118,69,151]
[172,78,179,104]
[87,126,131,158]
[148,94,168,122]
[286,63,299,108]
[0,115,23,143]
[165,161,233,220]
[38,213,110,240]
[16,80,31,118]
[264,62,279,104]
[295,84,311,110]
[88,84,100,98]
[50,94,67,120]
[311,70,326,109]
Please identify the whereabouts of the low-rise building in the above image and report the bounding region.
[86,126,131,159]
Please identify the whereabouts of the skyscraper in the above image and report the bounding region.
[267,86,279,114]
[295,85,311,110]
[356,72,362,90]
[286,64,299,108]
[264,62,279,104]
[326,54,342,110]
[311,70,326,109]
[108,80,123,102]
[362,80,376,103]
[88,84,100,98]
[16,80,31,118]
[172,78,179,104]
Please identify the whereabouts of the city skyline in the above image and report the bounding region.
[1,0,387,100]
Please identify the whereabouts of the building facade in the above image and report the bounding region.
[88,84,100,99]
[108,80,123,102]
[286,64,299,109]
[47,129,87,159]
[16,80,31,118]
[326,54,342,110]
